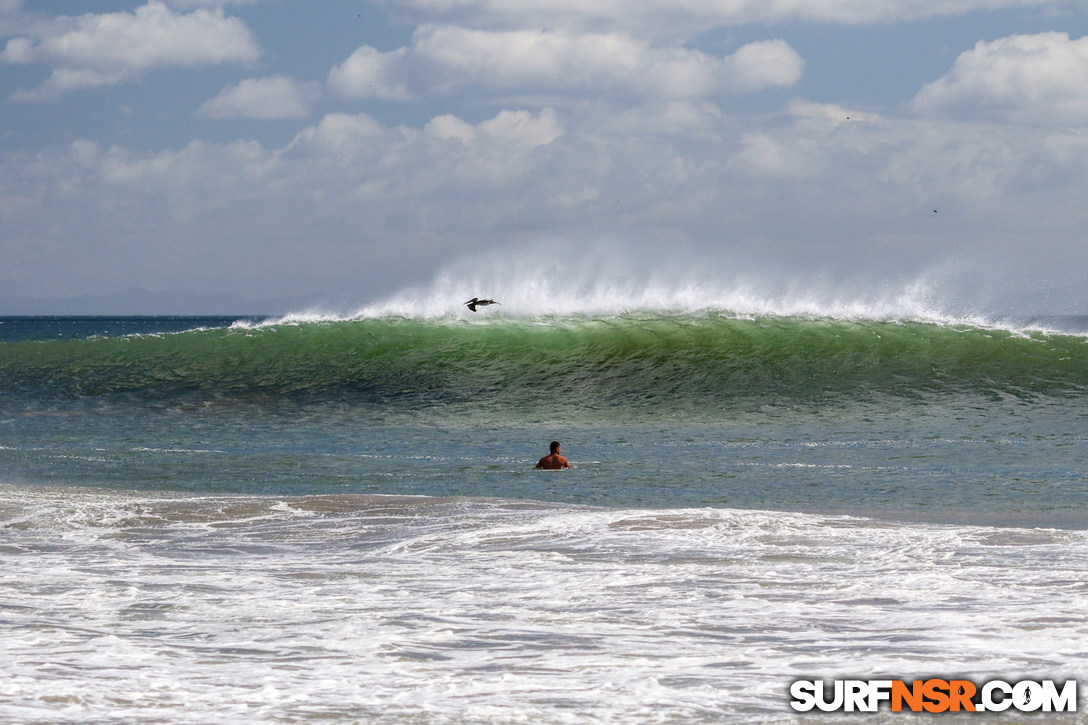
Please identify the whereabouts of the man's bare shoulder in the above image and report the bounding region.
[536,454,570,469]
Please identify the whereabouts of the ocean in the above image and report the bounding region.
[2,307,1087,723]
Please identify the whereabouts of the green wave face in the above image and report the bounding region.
[3,314,1088,416]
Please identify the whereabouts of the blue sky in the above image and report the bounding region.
[1,0,1087,314]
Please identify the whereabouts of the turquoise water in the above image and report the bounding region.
[6,313,1088,404]
[2,313,1087,520]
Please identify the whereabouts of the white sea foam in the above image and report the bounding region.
[2,485,1086,723]
[240,245,1032,331]
[354,260,959,322]
[241,272,1088,339]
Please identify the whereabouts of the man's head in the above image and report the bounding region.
[550,441,561,453]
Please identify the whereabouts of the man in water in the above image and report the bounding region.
[536,441,571,469]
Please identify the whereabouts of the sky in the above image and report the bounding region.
[1,0,1087,315]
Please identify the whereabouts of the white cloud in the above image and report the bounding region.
[914,32,1088,125]
[329,27,803,100]
[425,114,478,143]
[724,40,808,92]
[287,112,389,159]
[327,46,412,100]
[390,0,1066,34]
[289,107,562,160]
[412,27,644,91]
[0,105,573,300]
[199,75,321,119]
[1,0,259,99]
[166,0,256,7]
[475,108,564,148]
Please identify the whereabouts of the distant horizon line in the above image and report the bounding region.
[0,288,341,317]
